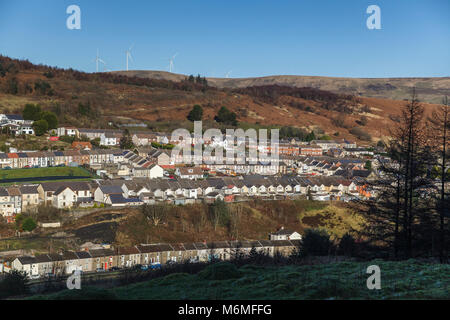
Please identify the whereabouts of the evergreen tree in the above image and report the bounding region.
[214,107,237,126]
[32,119,48,136]
[23,104,42,120]
[40,111,58,129]
[187,105,203,121]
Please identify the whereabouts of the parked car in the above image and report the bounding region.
[140,264,149,271]
[109,267,121,272]
[30,274,40,280]
[150,263,161,270]
[95,268,106,273]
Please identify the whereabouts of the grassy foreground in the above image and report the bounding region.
[31,260,450,300]
[0,167,93,184]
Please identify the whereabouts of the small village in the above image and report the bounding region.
[0,113,381,224]
[0,112,384,278]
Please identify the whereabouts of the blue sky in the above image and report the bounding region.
[0,0,449,78]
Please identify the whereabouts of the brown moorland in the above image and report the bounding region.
[0,55,443,144]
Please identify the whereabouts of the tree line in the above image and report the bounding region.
[359,90,449,262]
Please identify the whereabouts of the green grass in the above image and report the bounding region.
[0,166,94,184]
[30,260,450,300]
[0,237,70,254]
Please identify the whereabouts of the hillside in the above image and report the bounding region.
[66,200,362,247]
[30,260,450,300]
[0,56,442,143]
[0,200,363,254]
[113,70,450,105]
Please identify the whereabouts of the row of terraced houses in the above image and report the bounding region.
[9,239,300,277]
[0,173,371,222]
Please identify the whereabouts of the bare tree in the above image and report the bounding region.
[142,204,168,227]
[428,96,450,263]
[360,89,433,258]
[229,204,243,239]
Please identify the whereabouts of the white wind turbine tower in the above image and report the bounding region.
[169,53,178,73]
[126,44,134,71]
[225,70,232,78]
[94,49,106,73]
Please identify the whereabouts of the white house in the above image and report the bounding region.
[94,185,124,203]
[100,132,121,146]
[269,227,302,241]
[52,187,77,209]
[12,256,37,277]
[175,167,203,180]
[19,121,35,135]
[132,164,164,179]
[57,126,78,137]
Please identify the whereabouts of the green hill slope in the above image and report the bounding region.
[31,260,450,300]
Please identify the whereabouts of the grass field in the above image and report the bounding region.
[0,237,71,254]
[30,260,450,300]
[0,167,94,184]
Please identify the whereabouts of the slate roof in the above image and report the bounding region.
[17,256,37,265]
[75,251,92,259]
[99,185,123,194]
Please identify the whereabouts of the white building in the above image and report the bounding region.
[269,227,302,241]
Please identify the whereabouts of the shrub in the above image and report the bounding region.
[34,80,52,95]
[338,233,356,257]
[349,127,371,141]
[23,104,42,121]
[32,119,48,136]
[332,115,349,128]
[214,107,237,126]
[22,217,37,232]
[0,270,29,299]
[301,228,333,256]
[5,77,18,94]
[319,135,332,141]
[36,205,61,223]
[356,115,368,126]
[40,111,58,129]
[59,135,76,144]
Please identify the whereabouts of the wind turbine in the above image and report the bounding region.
[225,70,232,78]
[168,53,178,73]
[126,44,134,71]
[94,49,106,73]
